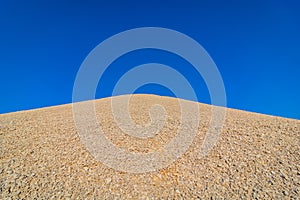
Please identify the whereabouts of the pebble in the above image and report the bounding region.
[105,178,112,184]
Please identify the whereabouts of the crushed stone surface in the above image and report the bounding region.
[1,94,299,199]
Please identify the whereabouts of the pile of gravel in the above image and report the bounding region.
[1,94,299,199]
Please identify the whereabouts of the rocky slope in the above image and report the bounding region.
[1,94,299,199]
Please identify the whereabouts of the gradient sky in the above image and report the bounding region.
[0,0,299,119]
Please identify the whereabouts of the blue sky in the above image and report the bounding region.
[0,0,299,119]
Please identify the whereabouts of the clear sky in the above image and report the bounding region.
[0,0,299,119]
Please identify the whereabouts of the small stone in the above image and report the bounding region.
[280,173,287,179]
[105,178,112,184]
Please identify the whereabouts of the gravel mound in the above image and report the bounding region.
[1,94,299,199]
